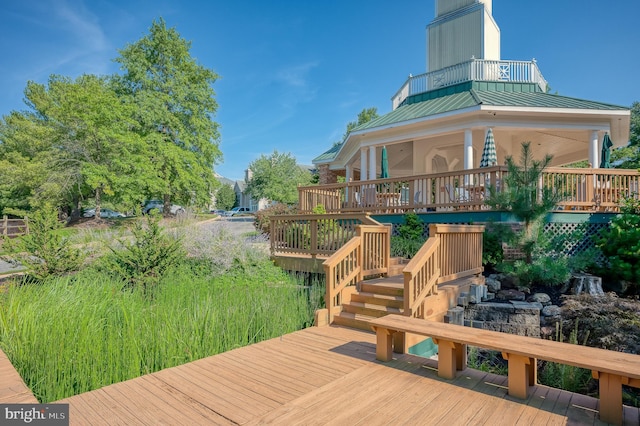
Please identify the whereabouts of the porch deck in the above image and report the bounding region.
[56,326,639,425]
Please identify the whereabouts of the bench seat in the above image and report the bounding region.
[370,314,640,425]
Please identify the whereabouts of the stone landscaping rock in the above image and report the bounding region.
[496,289,526,302]
[527,293,551,306]
[485,277,501,293]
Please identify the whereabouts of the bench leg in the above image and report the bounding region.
[374,327,394,362]
[455,342,467,371]
[594,371,623,425]
[433,339,460,379]
[502,353,535,399]
[393,331,405,354]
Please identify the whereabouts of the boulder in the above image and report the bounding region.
[496,289,526,302]
[527,293,551,306]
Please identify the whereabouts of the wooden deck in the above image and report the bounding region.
[0,348,38,403]
[52,326,639,425]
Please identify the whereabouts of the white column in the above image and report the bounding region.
[368,146,377,180]
[360,148,368,181]
[464,129,473,185]
[589,130,599,168]
[464,129,473,170]
[345,164,352,182]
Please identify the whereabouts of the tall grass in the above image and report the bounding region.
[0,262,321,403]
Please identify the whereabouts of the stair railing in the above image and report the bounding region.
[323,224,391,323]
[403,224,485,318]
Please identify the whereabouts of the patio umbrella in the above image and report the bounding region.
[479,128,497,168]
[599,133,613,168]
[380,146,389,178]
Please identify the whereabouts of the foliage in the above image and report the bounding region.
[253,203,298,235]
[102,215,186,293]
[114,18,222,212]
[0,75,148,218]
[215,183,236,211]
[0,261,318,402]
[482,226,505,267]
[390,213,425,258]
[611,101,640,169]
[245,150,313,204]
[341,107,379,143]
[595,197,640,288]
[498,256,571,288]
[2,208,84,281]
[539,321,593,395]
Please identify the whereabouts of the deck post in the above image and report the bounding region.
[374,327,395,362]
[594,371,623,425]
[433,338,458,379]
[503,352,535,399]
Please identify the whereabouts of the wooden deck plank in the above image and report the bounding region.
[0,349,38,403]
[48,326,640,425]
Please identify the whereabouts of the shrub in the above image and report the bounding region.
[2,208,84,281]
[499,256,571,288]
[596,197,640,289]
[390,213,425,258]
[253,203,297,235]
[102,215,186,293]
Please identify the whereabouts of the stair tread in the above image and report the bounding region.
[353,291,403,301]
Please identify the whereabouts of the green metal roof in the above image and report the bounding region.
[313,81,629,164]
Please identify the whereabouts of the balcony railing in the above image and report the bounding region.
[391,59,548,109]
[298,166,640,215]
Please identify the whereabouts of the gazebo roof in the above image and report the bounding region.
[313,81,629,164]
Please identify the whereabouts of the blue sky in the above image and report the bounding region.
[1,1,639,181]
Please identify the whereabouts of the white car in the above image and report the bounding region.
[83,208,126,218]
[224,207,252,216]
[143,200,185,215]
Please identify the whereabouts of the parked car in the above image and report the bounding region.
[143,200,185,215]
[223,207,252,216]
[210,209,226,215]
[83,208,126,218]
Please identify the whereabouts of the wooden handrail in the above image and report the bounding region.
[403,236,440,318]
[298,166,640,214]
[270,213,380,257]
[323,224,391,323]
[403,224,485,318]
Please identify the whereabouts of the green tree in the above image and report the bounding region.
[485,142,564,263]
[114,18,222,215]
[332,107,379,147]
[0,75,148,219]
[215,184,236,211]
[611,101,640,169]
[245,150,313,204]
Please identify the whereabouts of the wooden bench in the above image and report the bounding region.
[370,314,640,425]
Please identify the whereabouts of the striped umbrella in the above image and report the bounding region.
[479,128,497,168]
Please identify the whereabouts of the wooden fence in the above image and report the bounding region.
[1,216,29,238]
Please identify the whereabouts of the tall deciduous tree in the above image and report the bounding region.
[611,101,640,169]
[0,75,148,218]
[245,151,312,204]
[337,107,379,145]
[114,18,222,215]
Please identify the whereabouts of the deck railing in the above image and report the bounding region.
[270,213,380,258]
[1,216,29,238]
[323,224,391,323]
[298,167,640,214]
[403,224,484,318]
[391,59,548,109]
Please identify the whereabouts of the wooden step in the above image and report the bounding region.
[351,292,404,309]
[360,278,404,297]
[332,312,377,331]
[341,301,403,318]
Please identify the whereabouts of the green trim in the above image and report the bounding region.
[408,337,438,358]
[372,211,616,225]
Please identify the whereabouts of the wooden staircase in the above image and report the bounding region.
[332,257,486,331]
[333,257,407,330]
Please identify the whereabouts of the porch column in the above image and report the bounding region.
[360,148,368,181]
[345,164,352,182]
[464,129,473,185]
[589,130,599,168]
[464,129,473,170]
[368,146,377,180]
